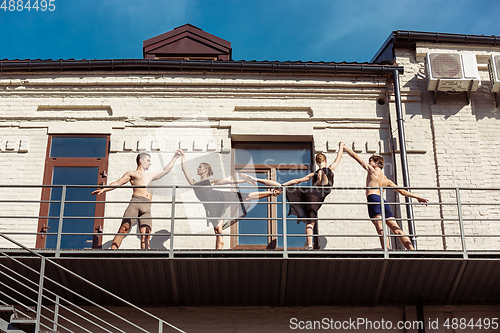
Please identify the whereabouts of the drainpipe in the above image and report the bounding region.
[392,69,417,249]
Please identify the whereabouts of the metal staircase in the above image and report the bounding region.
[0,235,185,333]
[0,305,36,333]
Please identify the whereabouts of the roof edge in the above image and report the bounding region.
[371,30,500,63]
[0,59,404,76]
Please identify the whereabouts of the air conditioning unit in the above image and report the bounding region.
[426,53,480,92]
[488,54,500,93]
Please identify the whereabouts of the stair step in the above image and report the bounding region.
[0,305,16,322]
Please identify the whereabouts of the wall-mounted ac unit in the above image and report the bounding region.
[426,53,480,92]
[488,54,500,93]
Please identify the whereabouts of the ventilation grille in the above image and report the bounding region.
[488,54,500,93]
[429,53,463,79]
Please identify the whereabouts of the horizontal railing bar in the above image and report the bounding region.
[4,184,500,190]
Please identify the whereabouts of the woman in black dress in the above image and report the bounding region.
[241,142,344,249]
[179,150,280,249]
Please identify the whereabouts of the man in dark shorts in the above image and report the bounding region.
[343,147,428,250]
[92,150,182,249]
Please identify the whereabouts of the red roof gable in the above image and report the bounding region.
[143,24,232,60]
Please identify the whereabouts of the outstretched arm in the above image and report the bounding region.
[151,150,182,181]
[212,178,248,186]
[281,173,314,186]
[343,145,375,174]
[179,151,196,186]
[387,180,429,204]
[328,142,345,172]
[91,172,131,196]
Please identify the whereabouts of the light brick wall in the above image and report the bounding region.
[1,62,499,250]
[395,44,500,251]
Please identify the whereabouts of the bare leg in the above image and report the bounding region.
[247,190,281,201]
[140,225,151,250]
[371,215,414,250]
[240,173,281,187]
[385,217,414,250]
[305,221,315,249]
[371,217,391,250]
[214,221,224,249]
[111,223,130,249]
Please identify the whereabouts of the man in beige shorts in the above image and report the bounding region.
[92,150,182,249]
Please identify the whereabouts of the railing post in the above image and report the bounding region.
[455,187,468,258]
[55,185,67,258]
[159,320,163,333]
[380,187,389,257]
[53,296,60,332]
[169,186,176,259]
[35,256,46,333]
[282,186,288,258]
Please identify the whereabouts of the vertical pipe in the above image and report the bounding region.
[55,185,67,258]
[393,69,417,249]
[455,188,468,259]
[416,296,426,333]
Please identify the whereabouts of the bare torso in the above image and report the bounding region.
[128,171,154,200]
[365,169,390,197]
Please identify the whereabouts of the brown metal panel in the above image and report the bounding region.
[379,259,463,303]
[1,254,499,307]
[452,260,500,303]
[285,259,383,304]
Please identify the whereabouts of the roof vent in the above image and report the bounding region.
[426,52,480,92]
[488,54,500,93]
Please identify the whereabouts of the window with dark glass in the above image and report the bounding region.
[233,143,312,249]
[37,135,109,250]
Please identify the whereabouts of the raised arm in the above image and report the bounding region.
[151,150,182,181]
[328,142,345,172]
[179,151,196,186]
[91,172,132,196]
[343,145,375,174]
[386,180,429,204]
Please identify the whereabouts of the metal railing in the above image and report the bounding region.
[0,184,499,257]
[0,232,185,333]
[0,184,499,331]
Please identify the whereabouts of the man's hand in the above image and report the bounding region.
[91,189,104,196]
[416,197,429,205]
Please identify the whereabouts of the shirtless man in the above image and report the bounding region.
[343,147,428,250]
[92,150,182,249]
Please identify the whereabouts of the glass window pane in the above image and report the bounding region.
[238,172,269,245]
[235,146,311,166]
[46,167,98,249]
[50,137,107,158]
[276,170,311,248]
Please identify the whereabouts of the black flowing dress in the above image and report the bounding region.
[193,179,251,230]
[286,167,334,224]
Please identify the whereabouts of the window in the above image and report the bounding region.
[232,143,312,249]
[37,136,109,249]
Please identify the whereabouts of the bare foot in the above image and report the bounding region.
[239,173,257,186]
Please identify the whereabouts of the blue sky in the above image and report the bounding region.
[1,0,499,63]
